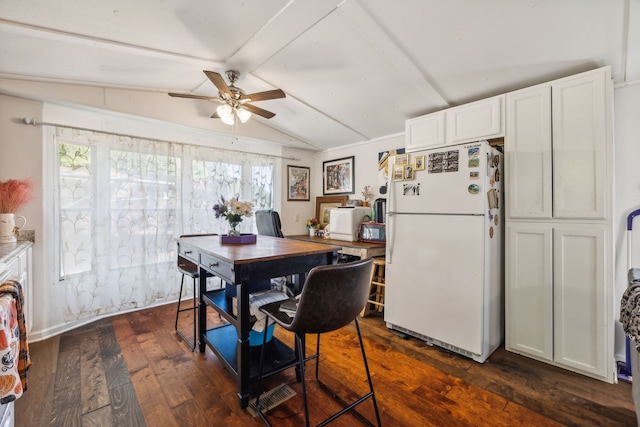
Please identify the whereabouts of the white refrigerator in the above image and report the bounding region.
[384,140,503,363]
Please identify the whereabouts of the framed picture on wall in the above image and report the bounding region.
[287,165,310,201]
[322,156,355,195]
[315,195,348,225]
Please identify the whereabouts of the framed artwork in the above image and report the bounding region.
[287,165,310,201]
[323,156,355,195]
[315,195,348,225]
[414,155,425,171]
[393,166,404,181]
[395,153,409,166]
[403,164,415,180]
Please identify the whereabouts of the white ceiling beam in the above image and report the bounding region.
[0,19,224,68]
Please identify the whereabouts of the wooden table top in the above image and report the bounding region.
[177,234,342,264]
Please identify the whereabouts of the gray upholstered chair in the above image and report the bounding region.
[255,209,284,238]
[255,257,381,426]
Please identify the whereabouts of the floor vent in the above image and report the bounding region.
[246,384,296,417]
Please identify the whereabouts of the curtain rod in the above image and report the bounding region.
[20,117,301,161]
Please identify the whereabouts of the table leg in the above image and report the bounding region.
[198,268,206,353]
[237,282,251,408]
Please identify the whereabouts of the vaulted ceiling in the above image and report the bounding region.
[1,0,637,151]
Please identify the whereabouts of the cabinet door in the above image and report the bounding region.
[505,85,552,220]
[6,247,32,333]
[505,222,553,361]
[553,225,609,379]
[446,95,504,143]
[405,112,445,151]
[552,69,610,219]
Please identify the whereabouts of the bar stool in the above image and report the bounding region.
[175,233,217,351]
[255,258,381,426]
[362,257,385,316]
[175,255,199,351]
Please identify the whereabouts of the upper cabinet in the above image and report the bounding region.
[405,112,445,151]
[405,95,505,151]
[505,67,612,221]
[505,85,553,219]
[446,95,504,144]
[551,70,610,219]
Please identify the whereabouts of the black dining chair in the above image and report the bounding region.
[255,209,285,238]
[255,257,381,427]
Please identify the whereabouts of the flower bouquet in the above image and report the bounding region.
[212,196,255,243]
[307,218,319,236]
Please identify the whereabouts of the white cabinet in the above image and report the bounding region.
[553,225,609,377]
[504,66,614,382]
[446,95,504,144]
[6,245,32,333]
[552,71,610,219]
[506,223,611,379]
[505,85,552,219]
[405,112,445,151]
[505,68,611,220]
[505,223,553,361]
[405,95,504,151]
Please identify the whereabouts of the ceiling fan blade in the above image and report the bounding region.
[204,70,233,98]
[243,103,276,119]
[169,92,223,102]
[240,89,286,102]
[211,111,221,119]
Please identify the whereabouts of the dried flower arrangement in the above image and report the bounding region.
[0,179,34,213]
[361,185,374,205]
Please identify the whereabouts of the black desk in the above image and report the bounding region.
[176,234,340,408]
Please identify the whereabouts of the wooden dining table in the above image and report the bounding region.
[176,234,341,408]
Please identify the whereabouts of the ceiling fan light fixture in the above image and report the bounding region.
[236,107,251,123]
[217,104,235,125]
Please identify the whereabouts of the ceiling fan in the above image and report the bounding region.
[168,70,285,125]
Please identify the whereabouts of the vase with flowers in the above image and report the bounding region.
[212,195,254,237]
[0,179,34,243]
[307,218,319,236]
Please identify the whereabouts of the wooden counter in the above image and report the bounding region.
[287,234,385,260]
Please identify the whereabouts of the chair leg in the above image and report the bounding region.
[256,329,310,427]
[174,273,185,331]
[296,333,311,427]
[313,319,382,427]
[175,273,197,351]
[354,317,382,427]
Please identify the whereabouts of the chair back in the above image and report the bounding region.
[289,258,374,334]
[255,209,284,238]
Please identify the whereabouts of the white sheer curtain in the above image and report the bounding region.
[55,127,274,322]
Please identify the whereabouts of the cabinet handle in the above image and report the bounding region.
[209,262,219,268]
[184,250,192,254]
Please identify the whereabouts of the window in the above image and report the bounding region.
[55,128,275,321]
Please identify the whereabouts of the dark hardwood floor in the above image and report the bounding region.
[16,302,637,426]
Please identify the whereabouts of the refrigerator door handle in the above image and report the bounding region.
[387,212,394,264]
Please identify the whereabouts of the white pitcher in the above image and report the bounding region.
[0,213,26,243]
